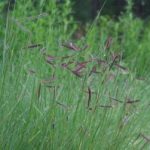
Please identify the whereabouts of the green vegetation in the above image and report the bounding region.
[0,0,150,149]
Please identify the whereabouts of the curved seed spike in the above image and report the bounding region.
[105,37,113,49]
[25,44,43,49]
[62,42,81,51]
[109,97,123,103]
[98,105,113,108]
[87,87,92,108]
[126,99,140,104]
[36,83,41,100]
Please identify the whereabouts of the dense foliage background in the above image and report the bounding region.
[1,0,150,21]
[1,0,150,75]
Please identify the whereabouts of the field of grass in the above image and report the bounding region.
[0,0,150,149]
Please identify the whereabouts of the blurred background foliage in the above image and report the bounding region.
[1,0,150,22]
[0,0,150,76]
[73,0,150,22]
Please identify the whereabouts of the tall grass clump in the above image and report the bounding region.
[0,0,150,149]
[85,0,150,77]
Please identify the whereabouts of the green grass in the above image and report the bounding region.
[0,0,150,149]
